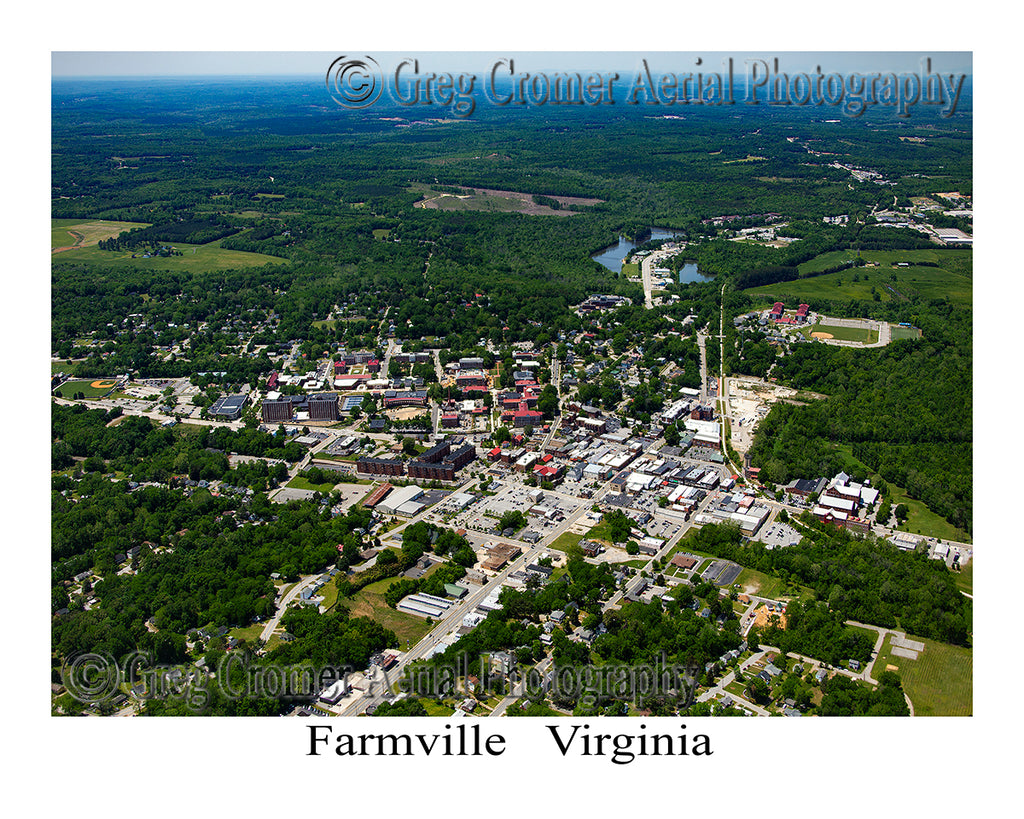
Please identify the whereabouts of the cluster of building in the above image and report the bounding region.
[783,471,879,533]
[576,294,631,314]
[694,491,772,536]
[766,302,811,326]
[355,437,477,484]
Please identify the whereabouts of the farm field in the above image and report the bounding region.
[873,633,972,716]
[52,219,150,251]
[745,249,972,306]
[51,237,286,272]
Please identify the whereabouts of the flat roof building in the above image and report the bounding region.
[210,394,248,420]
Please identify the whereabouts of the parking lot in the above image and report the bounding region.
[756,521,802,549]
[449,480,583,535]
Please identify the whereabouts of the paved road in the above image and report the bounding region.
[260,574,321,643]
[338,543,544,715]
[489,657,552,717]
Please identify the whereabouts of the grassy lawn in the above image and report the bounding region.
[832,444,970,543]
[52,238,285,272]
[621,261,640,278]
[287,475,338,493]
[889,482,971,543]
[952,559,972,595]
[873,633,972,716]
[228,623,265,645]
[422,699,456,716]
[734,567,815,601]
[319,581,340,612]
[548,531,583,552]
[345,576,436,648]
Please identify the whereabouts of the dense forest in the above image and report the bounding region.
[687,522,971,646]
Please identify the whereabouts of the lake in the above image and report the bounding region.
[591,227,682,273]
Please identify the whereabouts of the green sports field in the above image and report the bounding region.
[804,323,878,343]
[54,378,120,398]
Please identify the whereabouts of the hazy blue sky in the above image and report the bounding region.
[52,51,972,78]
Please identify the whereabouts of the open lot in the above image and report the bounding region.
[345,576,437,647]
[52,219,150,251]
[872,633,972,716]
[411,184,602,217]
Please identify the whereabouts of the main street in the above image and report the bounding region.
[337,540,544,716]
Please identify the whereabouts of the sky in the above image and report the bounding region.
[52,51,972,79]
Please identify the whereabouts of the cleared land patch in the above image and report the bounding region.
[872,633,972,716]
[52,219,150,252]
[51,238,286,272]
[413,186,603,216]
[345,576,436,646]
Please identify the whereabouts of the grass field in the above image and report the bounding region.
[873,633,972,716]
[345,576,436,647]
[745,249,972,306]
[52,237,286,272]
[890,325,924,341]
[547,531,583,553]
[953,560,972,595]
[734,566,815,601]
[52,219,150,251]
[286,475,338,493]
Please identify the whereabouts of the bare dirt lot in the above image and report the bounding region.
[414,187,604,217]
